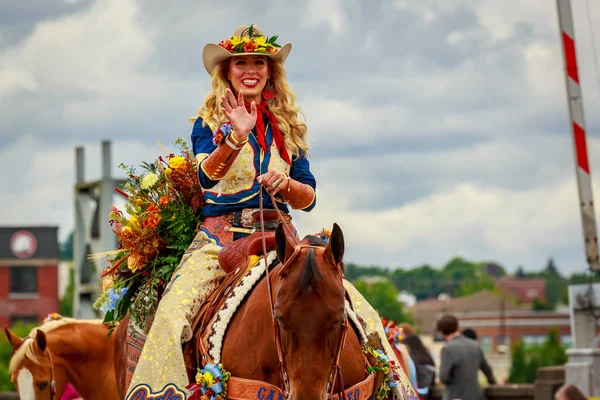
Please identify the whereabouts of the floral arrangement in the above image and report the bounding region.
[45,313,62,322]
[187,363,231,400]
[93,139,204,335]
[313,228,331,243]
[382,317,405,345]
[218,24,281,55]
[363,346,400,400]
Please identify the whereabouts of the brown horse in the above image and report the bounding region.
[208,223,380,400]
[5,318,121,400]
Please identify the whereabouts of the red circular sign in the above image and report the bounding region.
[10,230,38,259]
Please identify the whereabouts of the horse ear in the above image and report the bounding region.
[35,329,47,352]
[4,327,24,348]
[275,223,297,264]
[324,223,344,266]
[275,223,287,264]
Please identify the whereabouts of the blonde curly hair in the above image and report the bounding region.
[191,57,309,157]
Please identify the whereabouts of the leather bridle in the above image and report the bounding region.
[258,186,348,399]
[17,336,57,399]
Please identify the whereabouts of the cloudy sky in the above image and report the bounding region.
[3,0,600,275]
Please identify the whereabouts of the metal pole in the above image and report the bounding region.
[556,2,600,396]
[556,0,600,272]
[73,147,85,318]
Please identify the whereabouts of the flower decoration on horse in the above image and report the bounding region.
[218,24,281,55]
[93,139,204,334]
[187,363,231,400]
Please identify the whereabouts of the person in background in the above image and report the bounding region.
[555,384,587,400]
[60,382,82,400]
[437,314,497,400]
[382,319,418,390]
[401,325,437,400]
[462,327,478,340]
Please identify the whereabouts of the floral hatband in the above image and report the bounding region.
[218,24,281,55]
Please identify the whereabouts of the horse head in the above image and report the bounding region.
[4,327,67,400]
[274,222,346,400]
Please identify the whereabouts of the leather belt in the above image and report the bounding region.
[223,208,292,235]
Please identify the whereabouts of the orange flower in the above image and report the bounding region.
[147,204,160,214]
[159,195,171,207]
[243,41,257,52]
[143,214,161,229]
[128,254,143,272]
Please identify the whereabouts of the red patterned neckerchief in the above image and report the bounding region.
[244,101,291,165]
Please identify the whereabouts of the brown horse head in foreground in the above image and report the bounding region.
[219,223,371,400]
[5,318,120,400]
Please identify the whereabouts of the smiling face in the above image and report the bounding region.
[227,55,270,104]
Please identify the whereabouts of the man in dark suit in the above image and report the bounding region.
[437,315,496,400]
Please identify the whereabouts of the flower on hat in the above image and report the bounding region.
[218,24,281,55]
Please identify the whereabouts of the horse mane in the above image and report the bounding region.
[9,318,105,374]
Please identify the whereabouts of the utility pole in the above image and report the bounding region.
[556,0,600,396]
[73,141,125,318]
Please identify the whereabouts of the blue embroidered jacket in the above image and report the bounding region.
[191,117,317,217]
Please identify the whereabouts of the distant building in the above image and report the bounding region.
[397,291,417,307]
[0,227,60,327]
[496,277,547,303]
[456,310,600,353]
[408,290,528,335]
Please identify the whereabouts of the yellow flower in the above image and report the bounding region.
[141,173,159,189]
[230,36,243,47]
[253,36,267,47]
[129,215,139,225]
[195,371,203,384]
[169,156,185,170]
[123,226,132,233]
[165,167,173,177]
[202,372,214,386]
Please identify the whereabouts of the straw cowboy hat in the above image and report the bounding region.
[202,25,292,74]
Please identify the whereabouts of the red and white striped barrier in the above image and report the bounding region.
[556,0,600,270]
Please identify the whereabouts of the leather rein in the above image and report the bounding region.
[258,185,348,399]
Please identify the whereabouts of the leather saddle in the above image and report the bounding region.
[219,231,276,273]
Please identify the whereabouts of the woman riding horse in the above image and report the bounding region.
[126,24,410,399]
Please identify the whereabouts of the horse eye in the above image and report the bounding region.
[38,381,48,390]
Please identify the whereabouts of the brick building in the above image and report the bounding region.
[496,277,547,303]
[0,226,60,327]
[455,310,581,353]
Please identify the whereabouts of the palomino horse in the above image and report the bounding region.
[189,223,383,399]
[5,318,122,400]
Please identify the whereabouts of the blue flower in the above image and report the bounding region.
[100,287,128,313]
[219,123,233,135]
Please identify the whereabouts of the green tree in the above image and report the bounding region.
[532,298,554,311]
[508,340,528,383]
[457,274,498,297]
[392,265,444,300]
[0,321,37,390]
[514,265,526,278]
[508,329,567,384]
[60,265,76,317]
[345,263,389,282]
[59,231,74,260]
[353,278,412,323]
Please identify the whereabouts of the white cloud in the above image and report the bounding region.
[3,0,600,277]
